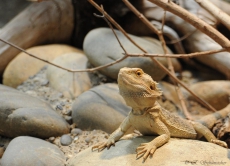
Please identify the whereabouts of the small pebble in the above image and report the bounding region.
[60,134,73,146]
[48,137,55,142]
[64,116,72,124]
[41,79,49,86]
[63,109,72,116]
[85,136,92,144]
[71,128,83,136]
[56,104,63,111]
[74,136,79,141]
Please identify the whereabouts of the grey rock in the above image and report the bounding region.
[71,128,82,135]
[83,28,181,80]
[0,84,69,138]
[46,52,92,99]
[68,136,230,166]
[72,83,131,133]
[1,136,65,166]
[60,134,73,146]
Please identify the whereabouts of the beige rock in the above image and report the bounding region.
[187,81,230,110]
[46,52,91,99]
[68,136,230,166]
[3,44,83,88]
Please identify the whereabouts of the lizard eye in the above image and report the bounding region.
[150,85,154,90]
[136,70,142,76]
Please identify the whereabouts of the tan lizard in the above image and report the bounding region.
[92,67,229,161]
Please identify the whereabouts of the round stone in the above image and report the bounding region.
[60,134,73,146]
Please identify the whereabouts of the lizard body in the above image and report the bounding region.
[92,67,229,161]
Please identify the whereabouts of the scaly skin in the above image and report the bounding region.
[92,67,228,162]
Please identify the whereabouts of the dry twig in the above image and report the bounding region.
[148,0,230,51]
[195,0,230,31]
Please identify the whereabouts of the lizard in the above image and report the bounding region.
[92,67,229,161]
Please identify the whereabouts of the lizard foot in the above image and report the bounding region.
[211,139,227,148]
[92,139,115,152]
[136,143,157,162]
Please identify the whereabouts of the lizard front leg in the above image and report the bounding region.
[136,112,170,162]
[92,116,131,151]
[192,122,227,148]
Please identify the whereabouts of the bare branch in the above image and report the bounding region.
[126,48,226,58]
[148,0,230,51]
[0,38,128,72]
[195,0,230,31]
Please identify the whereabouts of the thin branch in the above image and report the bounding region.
[126,48,226,58]
[195,0,230,31]
[161,9,192,120]
[0,38,128,72]
[148,0,230,51]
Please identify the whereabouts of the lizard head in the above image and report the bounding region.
[118,67,162,108]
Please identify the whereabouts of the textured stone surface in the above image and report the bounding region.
[68,136,230,166]
[83,28,181,80]
[1,136,65,166]
[187,81,230,110]
[0,84,69,138]
[72,83,131,133]
[60,134,73,146]
[46,53,92,99]
[3,44,83,88]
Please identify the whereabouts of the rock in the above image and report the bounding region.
[71,128,82,136]
[3,44,83,88]
[0,84,69,138]
[83,28,181,80]
[60,134,73,146]
[72,83,131,133]
[1,136,65,166]
[68,136,230,166]
[186,81,230,110]
[46,53,92,99]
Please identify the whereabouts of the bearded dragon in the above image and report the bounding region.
[92,67,229,161]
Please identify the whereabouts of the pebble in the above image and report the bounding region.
[71,128,83,136]
[60,134,73,146]
[64,116,73,124]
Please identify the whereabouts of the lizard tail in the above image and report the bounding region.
[197,104,230,129]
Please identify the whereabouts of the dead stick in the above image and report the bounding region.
[148,0,230,51]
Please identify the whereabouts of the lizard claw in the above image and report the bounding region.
[211,139,228,148]
[92,139,116,152]
[136,143,156,162]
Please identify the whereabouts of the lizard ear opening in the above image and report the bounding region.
[150,85,154,90]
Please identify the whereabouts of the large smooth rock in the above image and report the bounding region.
[1,136,65,166]
[83,28,181,80]
[3,44,83,88]
[46,53,92,99]
[0,84,69,138]
[186,81,230,110]
[68,136,230,166]
[72,83,131,133]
